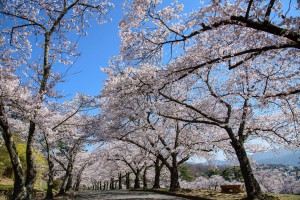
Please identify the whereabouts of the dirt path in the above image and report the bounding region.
[75,190,189,200]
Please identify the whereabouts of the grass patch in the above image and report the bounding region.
[270,193,300,200]
[177,189,246,200]
[0,183,47,192]
[0,184,13,191]
[152,188,300,200]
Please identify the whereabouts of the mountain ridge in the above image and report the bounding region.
[252,150,300,167]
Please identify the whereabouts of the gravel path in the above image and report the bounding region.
[75,190,189,200]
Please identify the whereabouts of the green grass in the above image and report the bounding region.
[151,188,300,200]
[0,184,47,192]
[0,184,13,191]
[270,193,300,200]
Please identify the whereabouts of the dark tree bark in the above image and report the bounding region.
[5,167,13,179]
[110,178,115,190]
[157,152,185,192]
[114,180,117,190]
[133,170,141,189]
[96,182,98,190]
[143,167,148,189]
[44,159,54,199]
[231,138,263,199]
[169,167,180,192]
[126,172,130,189]
[2,132,27,200]
[153,158,163,189]
[65,173,73,192]
[25,121,37,200]
[169,154,180,192]
[58,175,69,195]
[118,173,122,189]
[106,181,109,190]
[44,133,55,200]
[74,164,87,191]
[58,162,73,196]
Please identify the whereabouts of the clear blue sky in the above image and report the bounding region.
[55,1,124,99]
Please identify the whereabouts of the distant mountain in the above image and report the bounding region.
[252,150,300,167]
[191,149,300,167]
[203,160,229,166]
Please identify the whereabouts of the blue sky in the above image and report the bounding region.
[55,1,124,99]
[55,1,200,100]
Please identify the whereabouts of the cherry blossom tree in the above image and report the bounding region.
[0,0,113,199]
[255,168,300,194]
[79,144,134,190]
[120,0,299,78]
[106,141,153,189]
[36,94,94,199]
[180,176,210,190]
[51,116,94,196]
[0,66,35,199]
[81,155,109,190]
[180,175,244,191]
[70,150,98,192]
[105,53,299,198]
[255,169,284,193]
[116,1,299,199]
[100,70,229,191]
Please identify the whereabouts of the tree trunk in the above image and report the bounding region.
[110,178,115,190]
[6,167,13,179]
[169,167,180,192]
[126,173,130,189]
[44,133,54,200]
[25,121,37,200]
[134,170,141,189]
[65,173,73,192]
[45,159,54,199]
[58,165,72,196]
[143,167,148,189]
[58,174,69,195]
[153,158,163,189]
[232,139,263,200]
[118,173,122,189]
[58,161,74,196]
[74,174,82,191]
[1,129,27,200]
[94,182,97,190]
[168,154,180,192]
